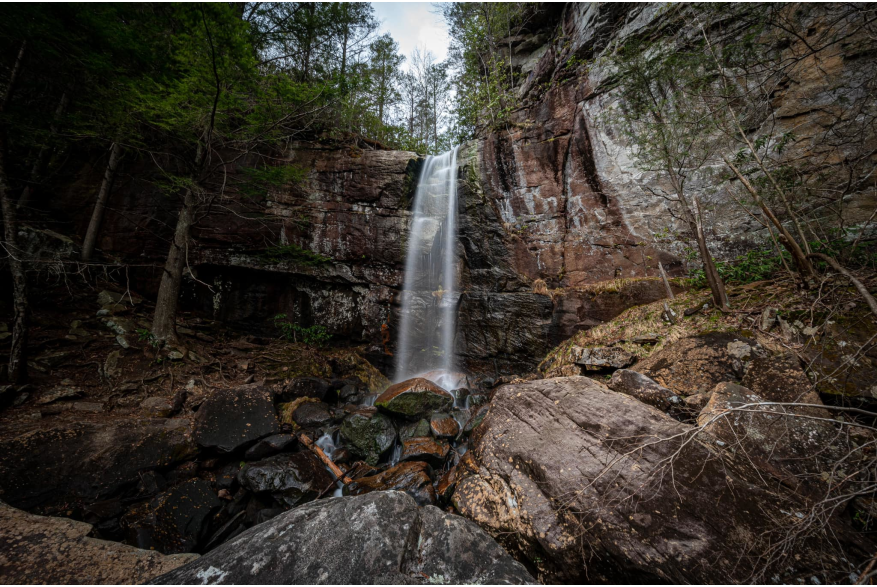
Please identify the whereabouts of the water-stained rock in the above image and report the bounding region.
[398,418,432,441]
[149,491,533,584]
[429,412,460,438]
[400,436,450,467]
[375,377,454,419]
[0,501,197,584]
[452,376,865,583]
[193,384,279,453]
[0,419,197,510]
[291,400,333,428]
[122,479,221,554]
[607,369,679,411]
[345,461,437,506]
[339,407,396,466]
[238,452,333,507]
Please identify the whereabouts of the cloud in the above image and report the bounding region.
[372,1,450,69]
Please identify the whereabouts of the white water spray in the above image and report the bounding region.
[394,147,460,383]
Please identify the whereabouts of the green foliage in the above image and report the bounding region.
[687,249,789,288]
[136,327,160,349]
[272,314,332,347]
[258,244,331,266]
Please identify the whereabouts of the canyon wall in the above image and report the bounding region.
[40,3,876,375]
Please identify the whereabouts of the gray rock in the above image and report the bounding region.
[238,452,333,508]
[607,369,679,411]
[339,407,396,466]
[243,434,297,461]
[571,345,636,371]
[149,492,534,585]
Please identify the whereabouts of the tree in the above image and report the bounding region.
[368,34,403,131]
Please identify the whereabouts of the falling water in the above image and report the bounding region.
[394,146,460,384]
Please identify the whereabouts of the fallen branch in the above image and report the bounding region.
[299,432,352,484]
[807,253,877,319]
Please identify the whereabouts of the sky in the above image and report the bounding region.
[371,2,450,70]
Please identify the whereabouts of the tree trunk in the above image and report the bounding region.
[1,41,28,383]
[694,197,729,309]
[151,187,196,342]
[81,141,122,261]
[724,156,815,281]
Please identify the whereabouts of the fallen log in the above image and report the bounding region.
[298,432,353,484]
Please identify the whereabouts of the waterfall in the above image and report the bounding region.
[394,146,460,385]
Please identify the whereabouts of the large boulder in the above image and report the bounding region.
[741,351,826,409]
[339,407,396,466]
[150,491,533,584]
[122,479,221,554]
[345,462,437,506]
[238,452,334,507]
[571,345,636,371]
[633,332,761,395]
[375,378,454,419]
[698,382,845,495]
[451,376,866,583]
[0,501,197,584]
[194,384,279,453]
[0,419,197,510]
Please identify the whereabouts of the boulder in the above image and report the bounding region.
[375,377,454,419]
[698,382,844,494]
[339,407,396,466]
[344,462,437,506]
[193,384,279,453]
[400,436,450,467]
[0,419,197,510]
[278,377,331,402]
[452,376,863,583]
[429,412,461,438]
[398,418,432,441]
[122,479,221,554]
[571,345,636,371]
[0,502,197,584]
[291,400,333,428]
[36,385,84,405]
[741,351,826,410]
[462,403,490,436]
[238,452,333,507]
[634,332,761,394]
[150,492,533,584]
[607,369,679,411]
[243,434,297,461]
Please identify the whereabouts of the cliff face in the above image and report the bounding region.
[43,3,876,375]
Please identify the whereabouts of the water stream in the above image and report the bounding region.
[394,146,461,384]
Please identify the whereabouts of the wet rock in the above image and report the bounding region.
[571,345,635,371]
[35,385,84,405]
[462,404,490,435]
[291,400,332,428]
[193,384,279,453]
[698,382,843,494]
[243,434,297,461]
[0,419,197,509]
[140,397,175,418]
[278,377,331,402]
[400,436,450,467]
[634,331,762,395]
[467,393,490,407]
[430,412,461,438]
[123,479,221,554]
[398,418,432,441]
[0,501,197,584]
[238,452,333,507]
[435,466,458,503]
[375,377,454,419]
[344,462,436,506]
[452,376,856,583]
[607,369,679,411]
[339,407,396,466]
[150,492,533,584]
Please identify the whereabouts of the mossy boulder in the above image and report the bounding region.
[339,408,396,466]
[374,378,453,419]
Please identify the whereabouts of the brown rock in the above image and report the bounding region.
[140,397,174,418]
[375,378,454,419]
[429,412,461,438]
[345,461,437,506]
[0,502,197,584]
[741,352,827,414]
[400,436,450,467]
[607,369,679,410]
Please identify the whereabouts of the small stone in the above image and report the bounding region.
[571,346,636,371]
[632,333,659,344]
[70,320,82,329]
[96,309,111,317]
[36,386,84,405]
[430,412,460,439]
[116,335,130,349]
[759,307,777,332]
[104,318,135,336]
[141,397,175,418]
[104,350,123,379]
[167,350,185,360]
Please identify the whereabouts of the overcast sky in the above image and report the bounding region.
[371,1,450,70]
